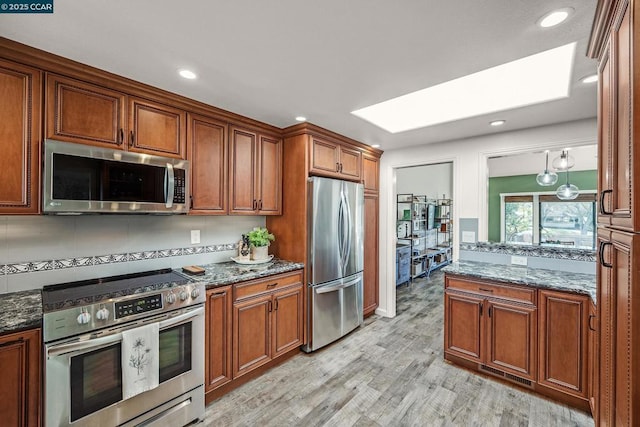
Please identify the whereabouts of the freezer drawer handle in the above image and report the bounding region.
[315,276,361,294]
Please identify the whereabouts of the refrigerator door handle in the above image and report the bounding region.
[343,188,352,268]
[314,276,361,294]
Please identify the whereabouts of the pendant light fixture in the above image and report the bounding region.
[556,169,579,200]
[536,150,559,186]
[552,150,575,171]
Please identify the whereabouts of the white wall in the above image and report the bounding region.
[376,118,597,318]
[396,163,453,199]
[487,144,598,177]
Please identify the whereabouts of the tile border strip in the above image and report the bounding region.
[459,242,596,262]
[2,243,238,275]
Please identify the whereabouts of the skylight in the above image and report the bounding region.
[351,42,577,133]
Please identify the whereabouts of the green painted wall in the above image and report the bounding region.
[488,170,597,242]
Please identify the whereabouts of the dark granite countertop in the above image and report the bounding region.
[186,258,305,289]
[443,261,596,303]
[0,290,42,335]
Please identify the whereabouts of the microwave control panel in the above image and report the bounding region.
[174,170,186,203]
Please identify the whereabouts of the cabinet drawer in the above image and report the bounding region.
[446,276,535,305]
[234,270,303,301]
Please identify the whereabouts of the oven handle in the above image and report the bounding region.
[47,306,204,358]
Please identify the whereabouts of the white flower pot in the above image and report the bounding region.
[251,245,269,260]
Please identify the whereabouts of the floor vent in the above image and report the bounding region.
[505,373,533,387]
[480,364,504,377]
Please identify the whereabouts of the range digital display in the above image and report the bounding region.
[115,294,162,319]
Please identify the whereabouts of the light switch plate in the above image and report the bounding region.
[511,255,527,266]
[190,230,201,244]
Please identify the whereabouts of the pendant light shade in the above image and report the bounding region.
[552,150,575,171]
[536,151,559,186]
[556,170,579,200]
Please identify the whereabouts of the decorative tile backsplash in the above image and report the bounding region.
[459,242,596,262]
[2,243,237,276]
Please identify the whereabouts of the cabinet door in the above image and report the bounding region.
[444,291,482,362]
[0,328,41,427]
[598,3,640,231]
[598,228,640,427]
[538,289,589,398]
[588,300,598,419]
[0,60,41,214]
[46,74,126,148]
[233,294,271,377]
[272,284,303,357]
[362,153,379,193]
[338,145,361,180]
[363,194,379,316]
[309,136,340,176]
[205,286,232,392]
[128,97,186,158]
[188,113,227,214]
[257,135,282,215]
[229,126,258,214]
[485,300,536,380]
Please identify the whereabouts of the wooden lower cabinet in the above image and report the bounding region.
[588,300,598,420]
[0,328,41,427]
[205,286,232,393]
[444,274,594,411]
[444,288,536,381]
[363,193,379,316]
[233,280,303,378]
[538,289,589,399]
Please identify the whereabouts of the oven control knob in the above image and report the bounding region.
[96,307,110,321]
[191,288,200,299]
[179,290,189,301]
[77,310,91,325]
[166,292,176,304]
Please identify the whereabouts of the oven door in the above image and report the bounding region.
[45,306,204,427]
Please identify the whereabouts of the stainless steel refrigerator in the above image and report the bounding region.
[303,176,364,352]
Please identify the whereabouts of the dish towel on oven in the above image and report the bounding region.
[122,323,159,399]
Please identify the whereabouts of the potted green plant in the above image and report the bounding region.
[246,227,275,260]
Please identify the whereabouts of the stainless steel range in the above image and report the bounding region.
[42,269,205,427]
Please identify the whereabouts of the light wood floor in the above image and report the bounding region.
[203,271,594,426]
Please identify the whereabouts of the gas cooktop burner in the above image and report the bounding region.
[42,268,190,311]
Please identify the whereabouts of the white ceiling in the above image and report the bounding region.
[0,0,598,150]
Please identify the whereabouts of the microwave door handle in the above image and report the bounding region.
[46,332,122,358]
[165,163,175,208]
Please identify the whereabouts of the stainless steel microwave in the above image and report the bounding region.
[43,140,189,214]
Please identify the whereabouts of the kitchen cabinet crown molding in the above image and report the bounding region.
[283,122,383,157]
[588,0,623,59]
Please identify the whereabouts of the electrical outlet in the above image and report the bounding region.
[511,255,527,266]
[190,230,200,245]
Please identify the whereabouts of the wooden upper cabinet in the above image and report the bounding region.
[362,153,380,193]
[229,126,258,214]
[596,2,640,231]
[538,289,589,399]
[188,113,228,214]
[46,73,126,148]
[128,97,186,158]
[0,59,41,214]
[309,136,361,181]
[229,125,282,215]
[257,135,282,215]
[0,328,41,427]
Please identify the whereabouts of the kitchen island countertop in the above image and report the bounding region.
[443,260,596,303]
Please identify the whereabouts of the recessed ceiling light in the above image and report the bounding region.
[371,144,381,148]
[538,8,573,28]
[295,116,307,122]
[351,42,576,133]
[581,74,598,84]
[490,120,506,126]
[178,69,197,79]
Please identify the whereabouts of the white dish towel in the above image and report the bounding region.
[121,323,159,400]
